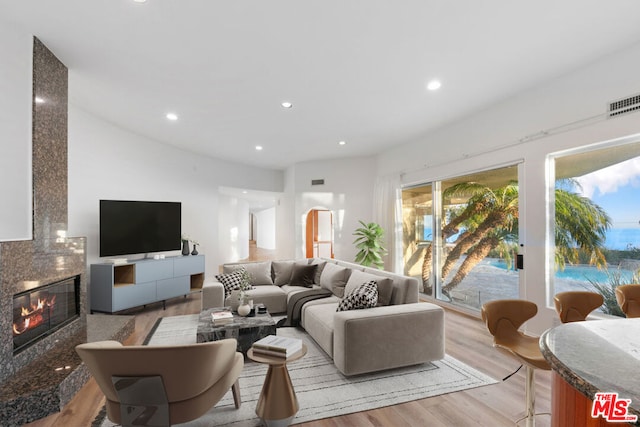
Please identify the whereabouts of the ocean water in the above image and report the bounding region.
[423,227,640,250]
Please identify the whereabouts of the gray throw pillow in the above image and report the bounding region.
[344,270,393,306]
[336,280,378,311]
[289,264,318,288]
[308,259,327,284]
[319,263,351,297]
[224,261,273,285]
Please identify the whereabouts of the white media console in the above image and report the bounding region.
[90,255,204,313]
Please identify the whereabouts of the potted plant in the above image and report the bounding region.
[353,220,387,270]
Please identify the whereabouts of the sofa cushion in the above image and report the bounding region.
[301,302,337,357]
[271,260,301,286]
[343,270,393,306]
[337,280,378,311]
[215,269,246,298]
[289,264,318,288]
[319,263,351,297]
[224,261,273,285]
[225,286,287,313]
[308,259,327,284]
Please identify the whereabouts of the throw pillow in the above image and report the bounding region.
[344,270,394,306]
[271,260,307,286]
[289,264,318,288]
[319,263,351,297]
[308,259,327,284]
[336,280,378,312]
[215,268,246,298]
[223,261,273,285]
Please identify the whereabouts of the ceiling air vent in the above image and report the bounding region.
[608,93,640,118]
[311,179,325,186]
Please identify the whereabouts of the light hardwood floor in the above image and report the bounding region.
[27,296,552,427]
[27,244,552,426]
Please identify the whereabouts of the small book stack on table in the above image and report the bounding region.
[252,335,303,358]
[211,310,234,325]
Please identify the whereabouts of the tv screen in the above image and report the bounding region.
[99,200,181,257]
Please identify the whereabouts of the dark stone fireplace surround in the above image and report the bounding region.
[0,38,89,425]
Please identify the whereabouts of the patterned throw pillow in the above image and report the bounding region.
[336,280,378,312]
[215,268,246,298]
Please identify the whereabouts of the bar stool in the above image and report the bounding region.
[481,299,550,427]
[553,291,604,323]
[615,284,640,318]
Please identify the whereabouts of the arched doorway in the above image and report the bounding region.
[305,209,334,258]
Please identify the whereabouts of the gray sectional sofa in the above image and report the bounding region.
[202,258,445,376]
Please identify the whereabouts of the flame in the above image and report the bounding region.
[13,295,57,336]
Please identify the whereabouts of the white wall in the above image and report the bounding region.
[0,23,32,241]
[217,195,250,262]
[68,107,283,278]
[290,156,377,262]
[254,207,276,250]
[377,40,640,333]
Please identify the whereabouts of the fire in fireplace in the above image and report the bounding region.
[12,276,80,354]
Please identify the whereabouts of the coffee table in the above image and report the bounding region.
[247,344,307,427]
[196,307,276,355]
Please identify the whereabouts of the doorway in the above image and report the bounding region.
[305,209,334,258]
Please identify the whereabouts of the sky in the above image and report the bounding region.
[575,156,640,229]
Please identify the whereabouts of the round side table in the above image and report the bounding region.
[247,344,307,427]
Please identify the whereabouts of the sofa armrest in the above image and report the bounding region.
[202,281,225,310]
[333,302,445,376]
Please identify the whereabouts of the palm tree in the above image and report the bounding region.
[421,179,611,295]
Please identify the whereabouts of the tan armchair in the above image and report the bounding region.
[76,338,243,426]
[615,284,640,318]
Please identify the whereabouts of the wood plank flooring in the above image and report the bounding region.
[26,292,552,427]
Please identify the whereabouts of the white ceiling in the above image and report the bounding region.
[4,1,640,171]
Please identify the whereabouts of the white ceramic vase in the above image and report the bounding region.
[237,303,251,317]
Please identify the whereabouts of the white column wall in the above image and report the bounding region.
[254,207,276,250]
[0,24,32,241]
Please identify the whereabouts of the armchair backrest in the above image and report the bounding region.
[615,284,640,318]
[76,338,238,403]
[481,299,537,343]
[554,291,603,323]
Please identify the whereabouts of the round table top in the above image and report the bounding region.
[540,318,640,419]
[247,343,307,365]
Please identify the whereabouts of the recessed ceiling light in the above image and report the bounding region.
[166,112,178,121]
[255,145,263,151]
[427,80,442,91]
[281,102,293,109]
[242,190,248,194]
[34,97,45,104]
[133,0,147,3]
[338,140,347,146]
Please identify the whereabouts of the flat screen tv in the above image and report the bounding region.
[99,200,181,257]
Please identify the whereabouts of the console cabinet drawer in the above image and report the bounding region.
[136,259,173,282]
[156,276,189,300]
[90,255,205,313]
[174,255,205,276]
[113,282,156,312]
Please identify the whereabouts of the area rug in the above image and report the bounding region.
[98,314,496,426]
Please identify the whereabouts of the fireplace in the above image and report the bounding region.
[12,275,80,354]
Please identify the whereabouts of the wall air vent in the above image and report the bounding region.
[608,93,640,118]
[311,179,325,186]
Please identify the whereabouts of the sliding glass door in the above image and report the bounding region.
[402,164,520,310]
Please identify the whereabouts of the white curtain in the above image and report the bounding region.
[372,174,403,274]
